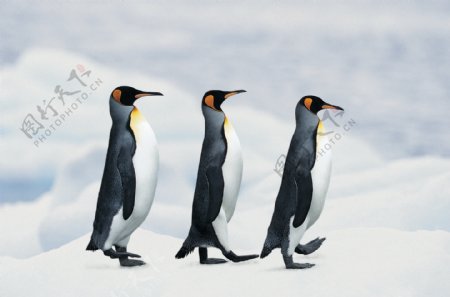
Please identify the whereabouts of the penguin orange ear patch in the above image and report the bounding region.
[112,89,122,103]
[304,98,312,110]
[204,95,217,110]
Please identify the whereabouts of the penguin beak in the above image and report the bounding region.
[224,90,246,99]
[321,102,344,111]
[134,91,164,99]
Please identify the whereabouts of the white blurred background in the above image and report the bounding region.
[1,0,449,259]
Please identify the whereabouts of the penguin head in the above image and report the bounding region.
[111,86,163,106]
[298,95,344,115]
[202,90,246,111]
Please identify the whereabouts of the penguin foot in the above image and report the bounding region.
[200,258,228,265]
[295,237,326,255]
[286,262,315,269]
[198,247,227,264]
[119,258,146,267]
[113,246,145,267]
[283,255,315,269]
[103,248,141,259]
[223,251,259,263]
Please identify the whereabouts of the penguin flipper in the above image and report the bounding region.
[117,146,136,220]
[205,167,225,223]
[293,173,313,228]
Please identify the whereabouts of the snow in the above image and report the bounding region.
[0,195,51,258]
[1,228,449,297]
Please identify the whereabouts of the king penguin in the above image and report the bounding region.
[175,90,259,264]
[260,95,343,269]
[86,86,163,267]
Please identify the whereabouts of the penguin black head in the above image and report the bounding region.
[298,95,344,115]
[111,86,163,106]
[202,90,246,111]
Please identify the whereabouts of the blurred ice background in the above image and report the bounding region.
[0,0,449,260]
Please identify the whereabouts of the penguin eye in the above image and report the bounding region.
[204,95,217,110]
[112,89,122,103]
[304,98,313,110]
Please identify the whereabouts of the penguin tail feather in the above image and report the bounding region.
[260,246,273,258]
[86,237,98,251]
[260,232,280,258]
[175,245,195,259]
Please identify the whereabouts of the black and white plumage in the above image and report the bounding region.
[175,90,258,264]
[260,95,343,269]
[86,86,163,267]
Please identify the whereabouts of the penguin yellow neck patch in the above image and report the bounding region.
[223,116,234,139]
[317,120,325,133]
[130,108,145,142]
[224,116,229,128]
[316,121,326,146]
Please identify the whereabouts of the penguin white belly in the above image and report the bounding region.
[306,121,331,229]
[221,117,243,222]
[104,108,158,248]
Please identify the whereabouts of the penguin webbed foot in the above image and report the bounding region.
[295,237,326,255]
[283,255,315,269]
[223,250,259,263]
[286,262,315,269]
[119,258,146,267]
[111,246,145,267]
[200,258,227,264]
[199,247,227,264]
[103,248,141,259]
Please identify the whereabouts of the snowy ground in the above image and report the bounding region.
[1,229,449,297]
